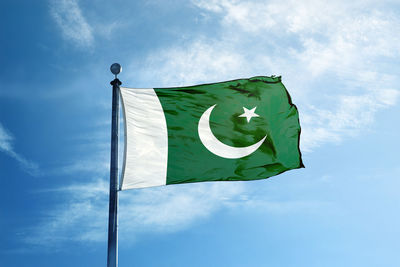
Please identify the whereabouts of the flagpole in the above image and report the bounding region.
[108,63,122,267]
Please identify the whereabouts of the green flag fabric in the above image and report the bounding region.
[120,76,303,190]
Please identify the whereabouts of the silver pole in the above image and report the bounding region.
[107,63,122,267]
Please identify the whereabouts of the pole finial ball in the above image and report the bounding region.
[110,63,122,76]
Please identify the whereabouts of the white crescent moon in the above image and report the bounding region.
[198,104,267,159]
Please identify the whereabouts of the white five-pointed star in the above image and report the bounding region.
[239,107,260,123]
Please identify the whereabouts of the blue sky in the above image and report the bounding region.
[1,0,400,266]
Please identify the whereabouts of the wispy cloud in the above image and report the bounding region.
[56,158,109,175]
[301,89,399,150]
[119,182,244,234]
[25,179,244,246]
[132,40,248,86]
[50,0,94,47]
[0,122,39,176]
[25,177,331,248]
[130,0,400,151]
[0,123,13,152]
[24,179,108,246]
[53,129,110,176]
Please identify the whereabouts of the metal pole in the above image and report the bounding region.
[107,63,122,267]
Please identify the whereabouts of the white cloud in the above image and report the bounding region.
[24,180,109,246]
[119,182,244,234]
[26,177,334,247]
[0,123,39,176]
[53,131,110,176]
[0,123,13,152]
[95,21,124,39]
[45,114,113,177]
[25,179,244,246]
[131,40,248,87]
[300,88,399,150]
[50,0,94,47]
[134,0,400,151]
[193,0,344,34]
[58,159,109,175]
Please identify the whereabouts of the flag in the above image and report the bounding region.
[119,76,303,190]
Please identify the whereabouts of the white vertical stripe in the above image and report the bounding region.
[119,87,168,190]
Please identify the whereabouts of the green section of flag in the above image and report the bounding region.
[155,76,303,185]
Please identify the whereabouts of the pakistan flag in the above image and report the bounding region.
[119,76,303,190]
